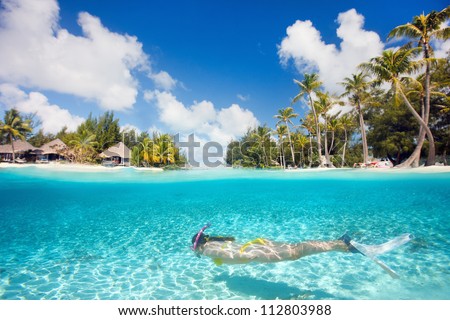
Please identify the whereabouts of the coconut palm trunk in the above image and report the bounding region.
[323,119,330,166]
[396,88,435,168]
[423,53,435,165]
[9,135,16,163]
[357,103,369,164]
[309,95,322,163]
[308,135,313,167]
[280,143,285,169]
[342,128,348,168]
[285,123,295,165]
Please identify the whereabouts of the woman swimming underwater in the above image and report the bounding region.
[191,224,413,278]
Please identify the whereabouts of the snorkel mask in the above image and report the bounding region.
[191,223,211,256]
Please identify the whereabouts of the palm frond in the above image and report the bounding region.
[388,23,422,40]
[432,27,450,40]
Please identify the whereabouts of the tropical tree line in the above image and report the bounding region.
[226,7,450,168]
[0,110,185,167]
[1,8,449,169]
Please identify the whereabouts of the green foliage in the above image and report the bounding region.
[0,109,33,161]
[96,111,121,152]
[226,126,277,168]
[131,146,141,167]
[366,98,418,165]
[69,129,98,163]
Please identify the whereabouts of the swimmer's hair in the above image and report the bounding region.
[191,234,235,246]
[208,235,235,242]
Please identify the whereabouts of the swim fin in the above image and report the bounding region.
[349,240,400,278]
[339,232,413,279]
[339,232,363,254]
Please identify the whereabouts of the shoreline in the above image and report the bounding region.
[1,162,449,173]
[283,165,450,173]
[0,162,164,172]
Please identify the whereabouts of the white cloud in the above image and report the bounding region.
[278,9,384,94]
[434,38,450,59]
[149,71,177,91]
[144,90,259,146]
[0,84,84,134]
[237,94,249,102]
[0,0,155,110]
[121,124,142,135]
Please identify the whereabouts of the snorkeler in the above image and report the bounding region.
[191,224,413,278]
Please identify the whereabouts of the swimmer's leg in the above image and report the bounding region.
[292,240,349,259]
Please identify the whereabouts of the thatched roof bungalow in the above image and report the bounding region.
[99,142,130,166]
[36,138,68,162]
[0,140,39,162]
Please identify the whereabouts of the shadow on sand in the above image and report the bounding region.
[214,274,342,300]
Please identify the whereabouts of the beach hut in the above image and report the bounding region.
[36,138,67,162]
[99,142,130,166]
[0,140,39,162]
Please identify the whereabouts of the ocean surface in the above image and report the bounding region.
[0,167,449,300]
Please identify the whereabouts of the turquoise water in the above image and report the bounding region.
[0,167,449,300]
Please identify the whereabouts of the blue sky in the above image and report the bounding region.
[0,0,448,145]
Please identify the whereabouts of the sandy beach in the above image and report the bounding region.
[0,162,164,172]
[1,162,449,173]
[284,165,450,173]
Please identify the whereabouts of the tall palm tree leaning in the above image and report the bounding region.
[293,73,323,165]
[340,72,371,165]
[388,6,450,166]
[360,48,435,168]
[0,109,32,163]
[274,107,298,166]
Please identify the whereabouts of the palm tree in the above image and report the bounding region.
[360,48,435,168]
[314,92,342,167]
[131,146,141,167]
[154,133,175,165]
[251,126,272,167]
[140,137,159,166]
[274,107,298,166]
[406,73,447,166]
[69,129,98,163]
[327,115,343,158]
[293,132,309,168]
[388,6,450,165]
[340,72,371,165]
[0,109,32,162]
[300,115,316,167]
[275,125,288,168]
[293,73,323,164]
[337,114,355,167]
